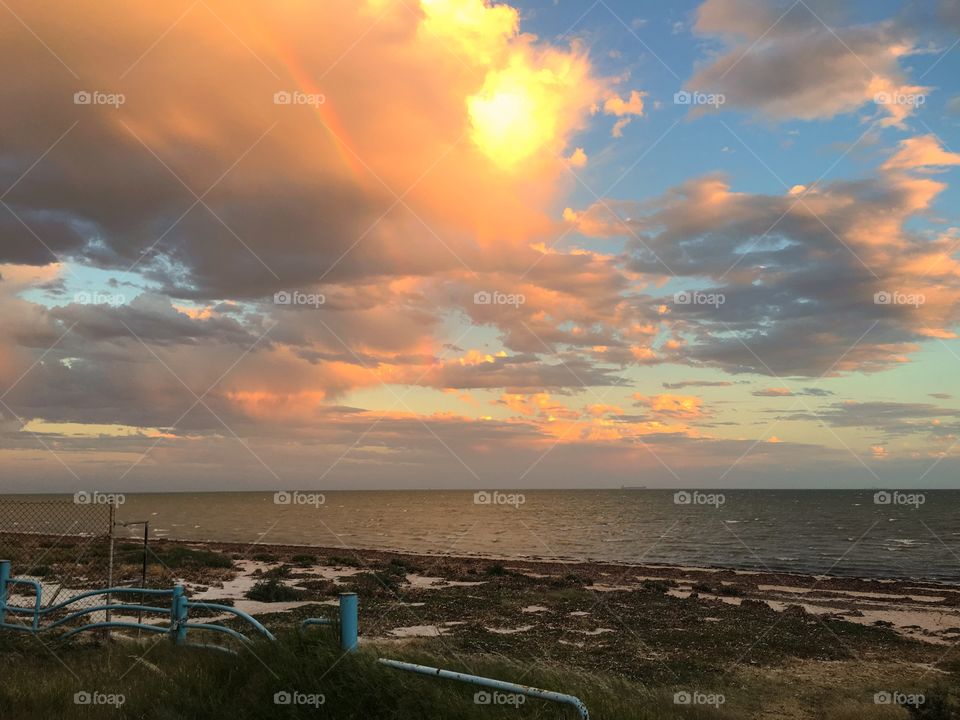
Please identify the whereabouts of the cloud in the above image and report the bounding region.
[882,134,960,172]
[603,90,646,117]
[0,0,654,430]
[686,0,928,125]
[566,147,588,168]
[797,400,960,437]
[0,0,605,301]
[752,387,834,397]
[634,393,705,418]
[601,90,646,136]
[662,380,736,389]
[569,168,960,376]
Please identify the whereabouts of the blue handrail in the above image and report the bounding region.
[0,559,274,648]
[4,559,589,716]
[186,601,276,642]
[378,658,590,719]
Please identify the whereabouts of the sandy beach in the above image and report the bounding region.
[4,534,959,718]
[153,540,960,648]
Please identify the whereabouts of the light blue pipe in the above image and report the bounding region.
[4,576,41,629]
[61,622,169,640]
[184,622,252,643]
[186,601,277,642]
[0,562,278,647]
[46,604,168,630]
[339,593,358,651]
[172,585,188,644]
[299,617,333,636]
[378,658,589,719]
[33,586,173,616]
[0,561,8,627]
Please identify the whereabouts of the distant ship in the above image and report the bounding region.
[620,485,647,490]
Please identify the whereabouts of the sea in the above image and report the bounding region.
[2,490,958,583]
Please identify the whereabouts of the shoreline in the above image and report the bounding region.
[5,531,960,719]
[138,534,960,587]
[163,537,960,646]
[4,532,959,647]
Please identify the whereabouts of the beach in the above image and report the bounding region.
[153,539,960,647]
[3,534,959,717]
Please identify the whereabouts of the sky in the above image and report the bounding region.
[0,0,959,492]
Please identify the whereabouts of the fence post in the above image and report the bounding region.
[171,584,188,645]
[0,559,9,626]
[339,592,358,651]
[106,501,116,638]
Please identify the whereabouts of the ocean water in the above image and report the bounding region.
[4,490,959,582]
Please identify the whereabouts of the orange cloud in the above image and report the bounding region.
[566,147,588,168]
[882,134,960,172]
[603,90,646,117]
[634,393,704,418]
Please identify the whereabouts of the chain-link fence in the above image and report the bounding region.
[0,497,116,624]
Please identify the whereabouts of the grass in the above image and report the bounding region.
[245,579,305,602]
[1,630,955,720]
[4,540,959,718]
[0,630,743,720]
[143,546,234,570]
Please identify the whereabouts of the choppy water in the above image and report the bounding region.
[4,490,959,582]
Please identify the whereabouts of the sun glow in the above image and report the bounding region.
[414,0,595,169]
[468,64,556,167]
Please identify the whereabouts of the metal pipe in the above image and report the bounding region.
[339,592,358,651]
[186,602,276,642]
[378,658,589,719]
[4,576,41,629]
[46,604,168,631]
[36,586,174,615]
[0,560,9,627]
[299,617,333,637]
[183,623,252,643]
[61,622,169,640]
[171,585,188,645]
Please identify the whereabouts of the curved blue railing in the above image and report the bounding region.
[0,559,274,648]
[378,659,590,719]
[3,561,588,715]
